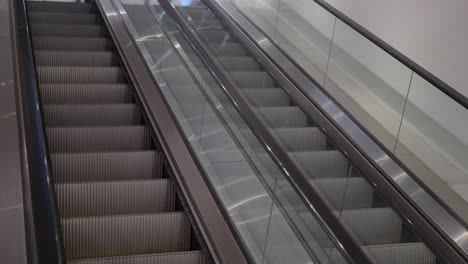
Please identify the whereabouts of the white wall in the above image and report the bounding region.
[323,0,468,98]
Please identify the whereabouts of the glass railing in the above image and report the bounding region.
[111,0,449,263]
[113,0,350,263]
[215,0,468,230]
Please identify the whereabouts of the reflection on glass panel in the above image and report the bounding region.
[275,0,335,85]
[395,74,468,224]
[120,1,346,262]
[324,20,413,151]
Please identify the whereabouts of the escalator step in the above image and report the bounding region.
[271,127,326,151]
[313,177,374,210]
[330,242,436,264]
[243,88,289,106]
[229,72,277,88]
[35,51,116,67]
[40,84,132,105]
[62,213,191,259]
[43,104,141,127]
[52,151,162,183]
[198,30,236,43]
[68,251,207,264]
[56,179,176,218]
[27,2,97,13]
[257,106,308,128]
[37,66,124,84]
[289,151,348,179]
[300,207,402,248]
[47,126,152,153]
[28,12,99,25]
[209,43,248,56]
[33,37,112,51]
[219,56,261,71]
[338,208,402,245]
[189,18,223,30]
[31,24,106,38]
[178,7,216,20]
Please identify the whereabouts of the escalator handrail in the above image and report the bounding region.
[157,0,374,263]
[197,0,468,262]
[10,0,66,263]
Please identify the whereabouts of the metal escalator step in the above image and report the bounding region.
[257,106,308,128]
[47,126,152,153]
[40,84,132,105]
[330,243,436,264]
[339,208,402,245]
[209,43,248,56]
[219,56,262,71]
[178,7,216,20]
[29,12,99,25]
[37,66,124,84]
[313,177,374,210]
[271,127,326,151]
[300,208,402,248]
[229,72,277,88]
[57,179,176,218]
[198,30,236,43]
[35,51,116,67]
[243,88,289,106]
[189,18,223,30]
[33,37,112,51]
[31,24,106,38]
[27,2,97,13]
[62,213,191,259]
[43,104,141,127]
[52,151,162,183]
[289,151,348,178]
[68,251,207,264]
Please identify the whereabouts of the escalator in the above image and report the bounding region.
[18,0,467,264]
[167,3,435,263]
[27,2,209,263]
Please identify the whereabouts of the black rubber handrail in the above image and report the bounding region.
[11,0,66,263]
[156,0,374,263]
[310,0,468,109]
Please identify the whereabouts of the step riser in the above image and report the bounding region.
[43,105,141,127]
[40,84,132,105]
[69,251,207,264]
[52,152,162,183]
[35,51,116,67]
[31,25,106,38]
[57,180,176,218]
[33,37,112,51]
[63,214,191,259]
[28,2,97,13]
[47,127,152,153]
[37,67,124,84]
[29,13,99,25]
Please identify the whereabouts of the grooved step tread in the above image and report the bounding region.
[27,2,97,13]
[57,179,176,218]
[62,213,191,259]
[43,104,141,127]
[35,51,116,67]
[33,37,112,51]
[52,151,162,183]
[37,66,124,84]
[68,251,207,264]
[31,24,106,38]
[47,126,152,153]
[40,84,132,105]
[29,12,99,25]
